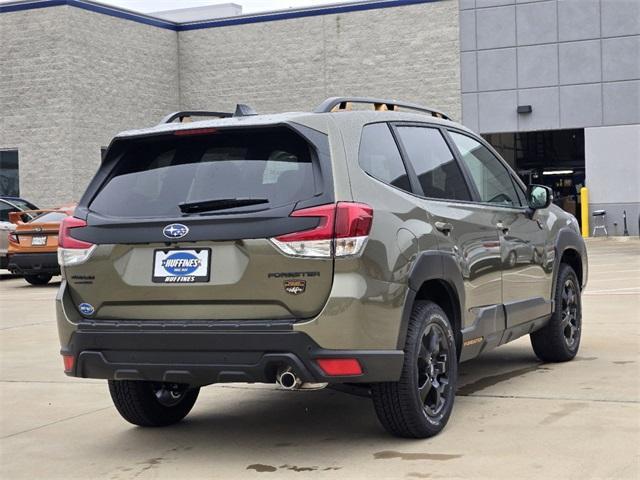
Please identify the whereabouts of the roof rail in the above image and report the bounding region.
[160,110,232,124]
[313,96,450,120]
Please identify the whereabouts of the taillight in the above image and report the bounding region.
[333,202,373,256]
[316,358,363,376]
[59,217,91,248]
[62,354,75,373]
[57,217,96,267]
[8,232,19,244]
[269,202,373,258]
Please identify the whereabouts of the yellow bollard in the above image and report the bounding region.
[580,187,589,238]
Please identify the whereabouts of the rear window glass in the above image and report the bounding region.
[31,212,67,223]
[90,127,316,218]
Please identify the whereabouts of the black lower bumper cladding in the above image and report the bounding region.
[8,252,59,275]
[62,321,404,386]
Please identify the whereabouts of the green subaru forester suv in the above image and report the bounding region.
[56,97,587,438]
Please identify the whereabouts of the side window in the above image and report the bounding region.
[449,131,522,207]
[513,178,528,206]
[0,203,12,222]
[395,126,471,201]
[358,123,411,192]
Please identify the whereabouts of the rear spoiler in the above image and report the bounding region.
[8,209,64,225]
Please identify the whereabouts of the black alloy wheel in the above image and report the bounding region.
[417,323,452,418]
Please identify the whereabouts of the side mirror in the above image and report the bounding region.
[527,184,552,210]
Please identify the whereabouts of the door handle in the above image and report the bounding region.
[496,222,509,234]
[435,221,453,234]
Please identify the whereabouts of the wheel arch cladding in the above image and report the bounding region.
[554,228,587,292]
[560,248,583,287]
[398,251,464,357]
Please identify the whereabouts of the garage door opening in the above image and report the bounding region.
[483,129,585,224]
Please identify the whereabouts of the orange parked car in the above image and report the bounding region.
[7,205,75,285]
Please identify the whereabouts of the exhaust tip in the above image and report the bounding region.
[276,367,302,390]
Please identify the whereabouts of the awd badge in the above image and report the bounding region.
[284,280,306,295]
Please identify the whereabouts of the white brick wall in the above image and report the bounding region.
[66,8,180,200]
[0,1,461,206]
[1,7,74,206]
[0,7,179,206]
[179,1,461,118]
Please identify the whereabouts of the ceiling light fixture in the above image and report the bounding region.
[542,170,574,175]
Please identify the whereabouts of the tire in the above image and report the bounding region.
[530,263,582,362]
[108,380,200,427]
[371,301,457,438]
[24,274,52,285]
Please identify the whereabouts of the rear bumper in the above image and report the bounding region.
[61,321,404,386]
[8,252,59,275]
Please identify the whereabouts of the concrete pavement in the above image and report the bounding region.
[1,238,638,479]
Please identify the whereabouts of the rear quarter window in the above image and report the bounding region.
[358,123,411,192]
[90,127,316,218]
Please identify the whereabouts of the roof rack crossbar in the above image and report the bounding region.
[160,110,233,124]
[313,96,450,120]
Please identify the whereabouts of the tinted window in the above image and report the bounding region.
[513,180,527,206]
[449,131,522,207]
[9,199,37,211]
[358,123,411,192]
[90,128,315,218]
[0,150,19,197]
[396,127,470,201]
[0,202,13,222]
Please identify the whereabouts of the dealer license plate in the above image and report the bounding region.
[152,249,211,283]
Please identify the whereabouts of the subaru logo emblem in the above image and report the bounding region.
[78,303,95,316]
[163,223,189,239]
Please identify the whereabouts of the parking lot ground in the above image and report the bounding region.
[1,238,639,479]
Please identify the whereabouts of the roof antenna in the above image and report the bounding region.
[234,104,257,117]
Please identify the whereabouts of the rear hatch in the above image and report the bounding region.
[63,124,335,321]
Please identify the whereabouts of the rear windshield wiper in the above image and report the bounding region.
[179,197,269,214]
